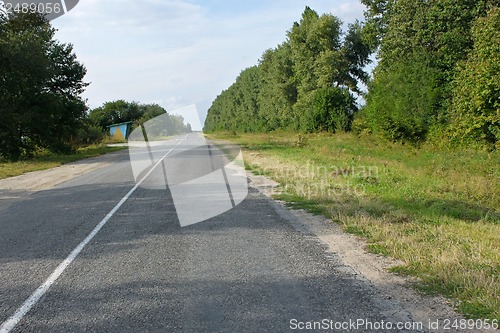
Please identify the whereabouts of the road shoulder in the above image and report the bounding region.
[0,151,123,193]
[248,172,476,333]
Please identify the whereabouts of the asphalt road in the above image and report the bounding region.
[1,133,415,332]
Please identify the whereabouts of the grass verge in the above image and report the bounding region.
[0,145,127,180]
[207,131,499,321]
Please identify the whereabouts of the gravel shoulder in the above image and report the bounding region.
[249,173,486,333]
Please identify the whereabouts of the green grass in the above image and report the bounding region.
[207,131,500,321]
[0,145,127,180]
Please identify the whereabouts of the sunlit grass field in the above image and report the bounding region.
[208,131,499,321]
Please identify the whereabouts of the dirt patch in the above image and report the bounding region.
[0,154,115,192]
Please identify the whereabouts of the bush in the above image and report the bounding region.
[351,111,372,136]
[363,52,442,143]
[300,87,357,133]
[71,122,106,146]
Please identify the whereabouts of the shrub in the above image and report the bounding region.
[300,87,357,133]
[363,52,442,143]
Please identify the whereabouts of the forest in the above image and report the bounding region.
[204,1,499,151]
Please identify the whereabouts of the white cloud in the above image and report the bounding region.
[331,1,366,18]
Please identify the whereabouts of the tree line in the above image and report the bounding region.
[204,7,370,134]
[88,100,192,138]
[204,3,499,150]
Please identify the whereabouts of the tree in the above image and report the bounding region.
[258,43,297,130]
[89,101,192,137]
[89,100,143,129]
[363,52,442,142]
[340,21,372,93]
[233,66,262,132]
[288,8,342,94]
[288,7,369,131]
[0,12,88,160]
[139,104,168,124]
[204,67,262,132]
[359,0,392,50]
[204,87,238,132]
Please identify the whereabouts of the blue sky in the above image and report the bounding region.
[53,1,366,130]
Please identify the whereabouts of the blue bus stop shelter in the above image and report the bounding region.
[107,121,133,141]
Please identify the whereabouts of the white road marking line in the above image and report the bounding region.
[0,134,189,333]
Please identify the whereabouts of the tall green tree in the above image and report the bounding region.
[234,66,262,132]
[340,21,372,93]
[204,7,372,134]
[363,52,442,142]
[89,100,143,129]
[204,67,262,132]
[0,12,88,160]
[204,88,234,132]
[258,43,297,130]
[288,7,369,132]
